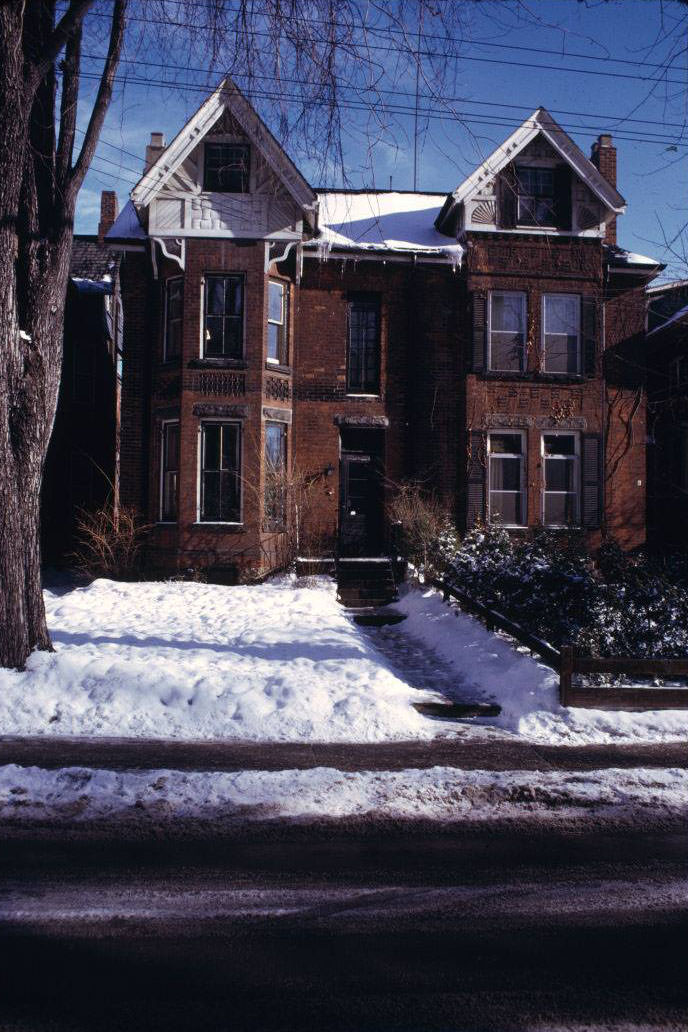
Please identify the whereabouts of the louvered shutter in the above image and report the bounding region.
[553,165,572,230]
[582,297,597,378]
[471,292,487,373]
[498,167,517,229]
[581,433,602,528]
[466,431,486,528]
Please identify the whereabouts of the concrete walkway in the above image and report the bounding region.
[0,734,685,772]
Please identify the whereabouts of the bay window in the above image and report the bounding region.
[160,420,179,522]
[199,422,241,523]
[164,277,183,361]
[203,274,244,358]
[267,280,288,365]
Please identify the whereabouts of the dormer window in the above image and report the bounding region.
[204,142,250,192]
[516,166,555,226]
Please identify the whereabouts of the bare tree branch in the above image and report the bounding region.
[55,24,81,196]
[68,0,127,198]
[25,0,93,96]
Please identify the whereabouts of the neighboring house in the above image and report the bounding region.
[644,282,688,547]
[41,192,123,564]
[107,79,662,579]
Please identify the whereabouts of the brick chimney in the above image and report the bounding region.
[590,133,617,245]
[144,131,166,172]
[97,190,119,244]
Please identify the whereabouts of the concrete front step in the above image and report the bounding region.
[336,556,398,608]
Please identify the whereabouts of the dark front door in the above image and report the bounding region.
[339,430,385,557]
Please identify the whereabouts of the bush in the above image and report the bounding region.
[387,482,459,578]
[447,526,688,658]
[72,504,150,581]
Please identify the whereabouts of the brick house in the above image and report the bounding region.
[107,79,662,578]
[42,192,123,563]
[644,281,688,546]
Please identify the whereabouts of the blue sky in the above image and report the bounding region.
[76,0,688,278]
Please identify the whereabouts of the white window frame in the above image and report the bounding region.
[200,273,246,360]
[267,279,288,366]
[541,430,581,527]
[542,294,582,375]
[159,419,180,523]
[487,429,527,528]
[487,291,527,373]
[196,420,243,525]
[163,276,183,363]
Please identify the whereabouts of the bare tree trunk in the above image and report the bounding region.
[0,0,124,669]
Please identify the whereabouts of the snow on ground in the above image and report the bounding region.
[0,577,443,742]
[394,586,688,745]
[1,763,686,827]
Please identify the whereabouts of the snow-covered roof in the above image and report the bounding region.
[106,200,146,243]
[605,244,663,272]
[646,302,688,338]
[308,191,463,265]
[646,278,688,296]
[436,106,626,233]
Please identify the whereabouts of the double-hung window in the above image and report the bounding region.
[487,431,526,526]
[264,422,287,527]
[160,421,179,522]
[203,142,250,193]
[542,433,579,526]
[488,292,526,372]
[347,296,380,394]
[164,277,183,361]
[543,294,581,374]
[267,280,288,365]
[203,275,244,358]
[199,422,241,523]
[516,166,555,226]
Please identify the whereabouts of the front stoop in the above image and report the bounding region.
[336,557,398,608]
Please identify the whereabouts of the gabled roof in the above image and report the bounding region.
[436,107,626,232]
[70,235,121,288]
[130,76,317,214]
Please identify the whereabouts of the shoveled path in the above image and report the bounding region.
[0,733,686,772]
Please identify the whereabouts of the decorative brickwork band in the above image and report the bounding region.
[262,406,292,423]
[333,414,389,428]
[264,376,291,401]
[192,403,248,418]
[183,371,246,395]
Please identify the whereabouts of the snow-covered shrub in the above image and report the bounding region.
[388,482,459,578]
[447,529,688,658]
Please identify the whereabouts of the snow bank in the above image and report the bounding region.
[1,763,685,826]
[0,578,440,742]
[395,587,688,745]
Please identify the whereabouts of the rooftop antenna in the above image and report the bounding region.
[389,175,393,190]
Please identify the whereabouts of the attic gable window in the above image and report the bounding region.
[516,166,555,226]
[203,142,250,193]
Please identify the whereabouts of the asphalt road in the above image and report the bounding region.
[1,732,687,772]
[1,821,686,1032]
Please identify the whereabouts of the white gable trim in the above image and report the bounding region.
[441,107,626,227]
[131,77,317,214]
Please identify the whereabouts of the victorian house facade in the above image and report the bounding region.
[108,79,662,579]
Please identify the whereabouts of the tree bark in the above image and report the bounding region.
[0,0,124,669]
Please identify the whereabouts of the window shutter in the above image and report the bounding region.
[581,433,602,529]
[466,431,486,528]
[471,292,487,373]
[553,165,572,230]
[498,167,517,229]
[582,297,597,377]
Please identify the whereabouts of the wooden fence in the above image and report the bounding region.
[434,578,688,711]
